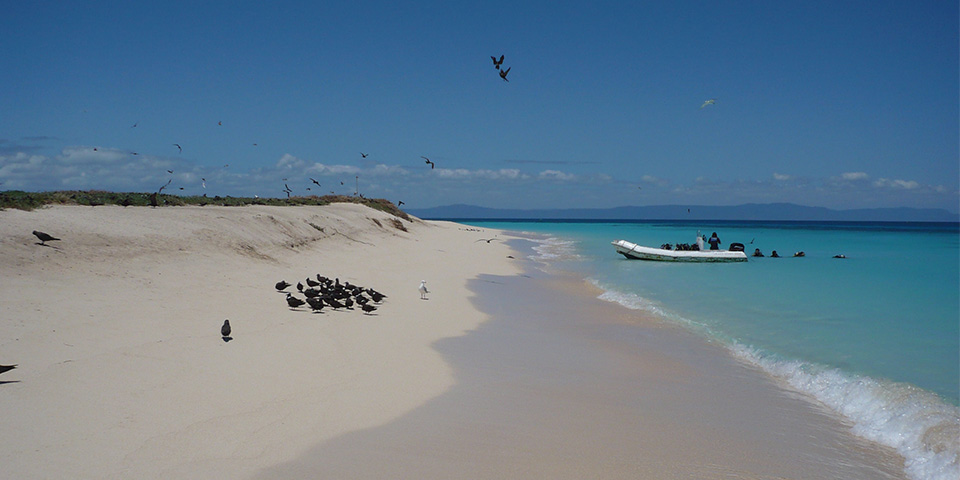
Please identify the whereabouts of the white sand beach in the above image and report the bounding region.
[0,203,519,478]
[0,203,908,479]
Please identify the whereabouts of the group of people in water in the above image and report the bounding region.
[705,232,845,259]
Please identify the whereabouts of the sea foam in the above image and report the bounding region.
[591,279,960,480]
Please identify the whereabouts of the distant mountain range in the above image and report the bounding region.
[406,203,960,222]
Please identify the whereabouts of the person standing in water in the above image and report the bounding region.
[708,232,721,250]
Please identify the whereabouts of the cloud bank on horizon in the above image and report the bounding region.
[0,145,953,212]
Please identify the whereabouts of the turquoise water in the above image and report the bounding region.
[461,219,959,480]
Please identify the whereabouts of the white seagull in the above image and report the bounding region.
[700,98,717,109]
[419,280,429,299]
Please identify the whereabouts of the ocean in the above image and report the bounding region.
[458,219,959,480]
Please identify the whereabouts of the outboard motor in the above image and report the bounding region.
[729,242,745,252]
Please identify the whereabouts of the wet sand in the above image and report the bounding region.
[254,243,908,479]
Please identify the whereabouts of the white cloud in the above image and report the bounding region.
[434,168,527,180]
[841,171,869,181]
[773,173,791,181]
[873,178,919,189]
[538,170,576,181]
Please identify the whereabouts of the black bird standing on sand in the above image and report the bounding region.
[286,293,306,309]
[306,297,325,312]
[33,230,60,245]
[276,280,291,291]
[221,319,231,337]
[361,303,377,314]
[0,364,16,375]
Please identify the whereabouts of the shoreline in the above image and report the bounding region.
[0,205,911,478]
[257,237,908,479]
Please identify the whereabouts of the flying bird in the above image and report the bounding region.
[131,122,138,128]
[491,54,504,70]
[397,200,404,206]
[421,156,435,169]
[360,152,368,158]
[700,98,717,109]
[475,238,498,243]
[33,230,60,245]
[173,143,182,153]
[201,178,206,189]
[167,170,174,174]
[218,121,222,126]
[310,178,321,187]
[499,66,511,82]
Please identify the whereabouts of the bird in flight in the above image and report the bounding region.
[218,121,222,126]
[421,156,435,169]
[360,152,368,158]
[499,67,511,82]
[310,178,321,187]
[397,200,404,206]
[173,143,182,153]
[131,122,138,128]
[202,178,206,189]
[475,238,498,243]
[167,170,174,174]
[700,98,717,109]
[491,55,504,70]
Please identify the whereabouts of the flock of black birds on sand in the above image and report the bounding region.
[220,276,387,342]
[278,275,386,315]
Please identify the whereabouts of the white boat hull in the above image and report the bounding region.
[612,239,747,262]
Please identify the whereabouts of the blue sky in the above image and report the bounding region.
[2,1,957,212]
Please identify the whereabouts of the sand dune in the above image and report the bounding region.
[0,204,519,478]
